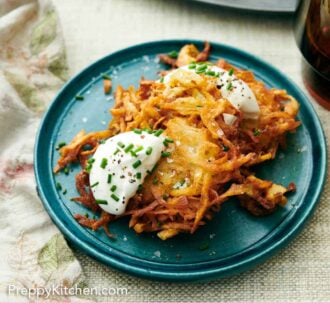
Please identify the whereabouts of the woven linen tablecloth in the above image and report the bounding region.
[1,0,329,302]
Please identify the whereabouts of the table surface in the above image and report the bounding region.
[52,0,330,302]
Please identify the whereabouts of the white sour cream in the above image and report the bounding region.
[163,64,260,120]
[89,130,166,215]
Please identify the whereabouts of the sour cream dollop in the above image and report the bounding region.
[163,64,260,120]
[89,130,166,215]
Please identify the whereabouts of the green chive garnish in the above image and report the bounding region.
[56,182,62,191]
[111,194,119,202]
[85,163,92,173]
[228,68,234,76]
[197,63,207,70]
[133,128,142,134]
[162,194,169,201]
[137,184,143,193]
[57,142,66,150]
[223,145,230,152]
[253,129,261,136]
[63,167,69,175]
[75,94,84,101]
[130,151,138,158]
[110,185,117,192]
[96,199,108,205]
[91,182,99,188]
[62,189,67,195]
[100,158,108,169]
[146,147,153,155]
[102,73,111,80]
[153,177,159,185]
[134,146,144,153]
[124,144,134,152]
[87,158,95,164]
[161,151,171,158]
[188,63,196,69]
[226,82,233,91]
[132,160,142,169]
[117,141,125,148]
[205,70,216,76]
[154,129,163,137]
[114,148,120,155]
[168,50,178,59]
[136,172,142,179]
[160,77,164,83]
[107,174,112,184]
[163,137,174,146]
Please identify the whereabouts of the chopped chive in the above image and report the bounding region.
[56,182,62,191]
[136,172,142,179]
[146,128,153,134]
[95,199,108,205]
[223,145,230,152]
[102,73,112,80]
[85,213,89,218]
[134,146,144,153]
[228,68,234,76]
[153,177,159,185]
[107,174,112,184]
[226,82,233,91]
[197,63,208,70]
[75,94,84,101]
[215,72,220,78]
[154,129,163,137]
[168,50,178,59]
[124,143,134,152]
[161,151,171,158]
[114,148,120,155]
[117,141,125,148]
[110,185,117,192]
[110,194,119,202]
[137,184,143,193]
[91,182,99,188]
[62,189,67,195]
[253,128,261,136]
[85,163,92,173]
[57,142,66,150]
[196,67,207,74]
[132,160,142,169]
[63,167,70,175]
[188,63,196,69]
[87,158,95,164]
[199,242,210,251]
[133,128,142,134]
[205,70,216,76]
[160,77,164,83]
[162,194,169,201]
[146,147,153,155]
[130,151,138,158]
[163,137,174,146]
[99,139,106,144]
[100,158,108,169]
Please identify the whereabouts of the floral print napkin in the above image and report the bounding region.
[0,0,85,302]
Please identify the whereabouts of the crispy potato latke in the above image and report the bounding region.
[56,43,300,240]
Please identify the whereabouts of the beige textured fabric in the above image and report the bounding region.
[52,0,330,302]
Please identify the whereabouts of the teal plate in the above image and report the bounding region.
[34,40,327,282]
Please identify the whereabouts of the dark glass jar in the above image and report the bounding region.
[294,0,330,109]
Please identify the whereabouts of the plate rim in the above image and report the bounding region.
[34,39,327,282]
